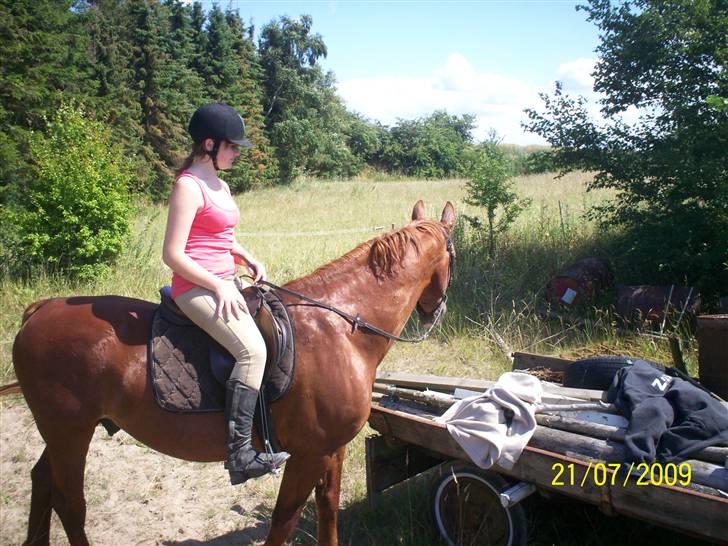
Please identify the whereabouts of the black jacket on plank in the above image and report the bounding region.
[606,361,728,463]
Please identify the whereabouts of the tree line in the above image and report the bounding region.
[0,0,488,202]
[2,0,724,300]
[3,0,510,277]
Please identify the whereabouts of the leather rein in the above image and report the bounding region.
[254,236,455,344]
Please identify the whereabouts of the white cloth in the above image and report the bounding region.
[435,372,542,469]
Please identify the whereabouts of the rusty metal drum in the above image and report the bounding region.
[697,315,728,399]
[545,257,612,307]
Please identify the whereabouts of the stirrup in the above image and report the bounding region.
[224,452,289,472]
[264,451,290,474]
[227,452,290,485]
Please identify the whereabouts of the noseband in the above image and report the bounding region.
[257,233,455,344]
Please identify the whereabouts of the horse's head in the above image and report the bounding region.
[411,200,456,329]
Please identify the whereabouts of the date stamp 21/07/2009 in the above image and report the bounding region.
[551,462,692,488]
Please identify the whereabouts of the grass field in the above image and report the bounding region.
[0,171,692,383]
[0,172,702,545]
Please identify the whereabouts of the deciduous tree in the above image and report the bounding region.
[464,138,530,258]
[524,0,728,298]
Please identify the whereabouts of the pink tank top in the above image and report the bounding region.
[170,172,241,298]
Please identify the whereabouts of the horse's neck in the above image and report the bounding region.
[288,238,437,347]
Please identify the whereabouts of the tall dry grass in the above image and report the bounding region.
[0,171,694,388]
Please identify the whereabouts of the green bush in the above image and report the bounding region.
[17,103,132,279]
[464,143,530,258]
[377,111,475,178]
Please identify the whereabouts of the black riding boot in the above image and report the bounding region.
[224,380,290,485]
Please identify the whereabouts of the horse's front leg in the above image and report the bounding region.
[264,452,331,546]
[314,446,346,546]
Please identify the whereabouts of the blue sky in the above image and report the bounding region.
[198,1,602,144]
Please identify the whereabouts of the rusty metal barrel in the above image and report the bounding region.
[615,285,700,324]
[697,315,728,399]
[545,257,612,307]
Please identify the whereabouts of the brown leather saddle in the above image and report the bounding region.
[148,284,295,452]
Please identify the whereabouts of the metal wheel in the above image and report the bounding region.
[431,462,528,546]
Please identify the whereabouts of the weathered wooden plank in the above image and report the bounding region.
[373,383,607,413]
[372,384,454,408]
[609,480,728,544]
[368,406,463,461]
[434,405,725,490]
[375,371,495,392]
[368,404,728,542]
[374,370,605,401]
[536,413,625,441]
[512,351,574,372]
[544,384,605,402]
[505,447,728,543]
[526,427,728,491]
[535,414,728,466]
[373,387,726,467]
[699,446,728,467]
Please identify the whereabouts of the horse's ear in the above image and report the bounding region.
[441,201,455,230]
[412,200,425,221]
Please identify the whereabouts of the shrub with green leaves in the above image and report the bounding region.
[19,104,132,279]
[464,142,531,259]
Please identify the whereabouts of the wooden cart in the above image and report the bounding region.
[366,354,728,546]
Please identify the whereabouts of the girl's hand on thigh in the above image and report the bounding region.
[214,280,249,320]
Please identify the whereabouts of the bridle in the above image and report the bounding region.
[256,232,455,344]
[415,236,455,320]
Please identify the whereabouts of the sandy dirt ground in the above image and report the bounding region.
[0,398,309,546]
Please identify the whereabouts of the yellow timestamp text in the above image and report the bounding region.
[551,461,692,487]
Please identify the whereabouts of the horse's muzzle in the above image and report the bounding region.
[418,299,447,330]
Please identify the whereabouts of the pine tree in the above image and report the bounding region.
[164,0,205,113]
[225,9,277,189]
[194,6,273,190]
[188,1,209,81]
[0,0,93,199]
[199,5,238,95]
[85,0,148,190]
[127,0,179,195]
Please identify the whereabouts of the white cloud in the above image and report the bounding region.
[556,57,596,95]
[335,53,618,145]
[337,53,553,145]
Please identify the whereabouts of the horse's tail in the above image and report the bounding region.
[8,299,54,396]
[21,298,52,325]
[0,381,21,397]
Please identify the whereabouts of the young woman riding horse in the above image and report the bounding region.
[162,103,288,484]
[12,148,456,544]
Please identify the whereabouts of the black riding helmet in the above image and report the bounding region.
[188,103,252,168]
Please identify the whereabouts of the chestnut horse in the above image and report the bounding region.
[11,201,455,546]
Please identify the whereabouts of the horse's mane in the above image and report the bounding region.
[299,220,445,285]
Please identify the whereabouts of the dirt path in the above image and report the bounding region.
[0,399,294,546]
